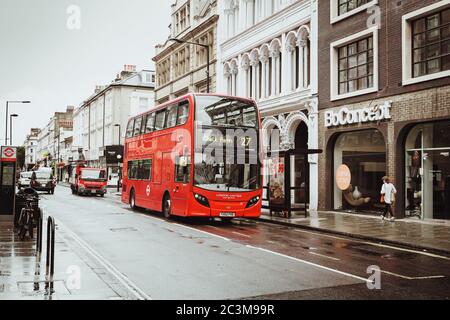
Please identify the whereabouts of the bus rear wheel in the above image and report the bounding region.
[163,194,172,220]
[130,189,137,210]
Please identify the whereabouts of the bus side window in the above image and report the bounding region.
[175,156,190,183]
[166,104,178,128]
[155,109,166,131]
[177,101,189,125]
[145,113,155,133]
[133,117,143,137]
[126,119,135,138]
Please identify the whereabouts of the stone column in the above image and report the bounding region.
[251,58,258,99]
[307,98,319,216]
[260,55,268,99]
[297,39,306,89]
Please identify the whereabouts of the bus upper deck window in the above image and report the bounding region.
[177,101,189,125]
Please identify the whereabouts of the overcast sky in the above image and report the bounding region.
[0,0,171,145]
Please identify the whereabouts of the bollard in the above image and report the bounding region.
[34,209,43,291]
[45,216,55,293]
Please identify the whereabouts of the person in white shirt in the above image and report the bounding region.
[381,176,397,221]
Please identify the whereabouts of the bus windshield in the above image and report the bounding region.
[194,96,260,192]
[81,169,106,181]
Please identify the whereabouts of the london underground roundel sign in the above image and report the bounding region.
[1,147,17,162]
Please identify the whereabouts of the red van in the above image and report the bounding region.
[70,164,107,197]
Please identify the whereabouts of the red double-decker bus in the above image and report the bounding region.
[121,93,262,220]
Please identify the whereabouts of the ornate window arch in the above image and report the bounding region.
[269,38,282,95]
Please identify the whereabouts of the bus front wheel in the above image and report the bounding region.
[163,194,172,220]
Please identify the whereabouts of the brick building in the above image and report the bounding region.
[317,0,450,220]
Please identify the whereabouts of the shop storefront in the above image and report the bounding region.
[333,129,386,213]
[404,120,450,220]
[319,87,450,221]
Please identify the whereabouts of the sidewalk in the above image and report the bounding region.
[0,219,124,300]
[259,210,450,255]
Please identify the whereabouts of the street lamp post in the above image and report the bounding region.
[114,124,121,146]
[9,114,18,146]
[114,124,122,192]
[168,38,210,93]
[5,100,30,145]
[116,154,122,193]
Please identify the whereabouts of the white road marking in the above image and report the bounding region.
[380,270,445,280]
[309,252,341,261]
[56,220,152,300]
[261,222,450,261]
[231,231,251,238]
[245,245,371,283]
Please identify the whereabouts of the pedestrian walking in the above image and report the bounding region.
[381,176,397,222]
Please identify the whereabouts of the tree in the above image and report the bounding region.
[16,146,25,170]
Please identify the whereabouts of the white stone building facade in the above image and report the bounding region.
[217,0,320,211]
[72,66,155,183]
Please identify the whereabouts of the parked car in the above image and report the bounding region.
[31,170,56,194]
[18,171,33,189]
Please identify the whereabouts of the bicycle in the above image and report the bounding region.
[16,189,40,241]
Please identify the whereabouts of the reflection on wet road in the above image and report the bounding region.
[33,187,450,299]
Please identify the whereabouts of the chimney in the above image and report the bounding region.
[120,64,137,80]
[94,85,103,93]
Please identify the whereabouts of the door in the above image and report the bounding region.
[172,155,190,216]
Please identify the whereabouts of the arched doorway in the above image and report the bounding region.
[294,122,309,204]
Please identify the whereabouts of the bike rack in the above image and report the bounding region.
[45,216,56,293]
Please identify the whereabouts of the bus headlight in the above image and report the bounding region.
[194,193,210,208]
[246,196,260,208]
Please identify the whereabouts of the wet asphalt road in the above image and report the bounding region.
[39,186,450,300]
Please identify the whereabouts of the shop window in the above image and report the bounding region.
[405,121,450,220]
[333,129,386,213]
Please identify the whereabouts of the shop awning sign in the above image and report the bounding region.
[325,101,392,128]
[1,147,17,162]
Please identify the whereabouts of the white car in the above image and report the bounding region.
[18,172,33,189]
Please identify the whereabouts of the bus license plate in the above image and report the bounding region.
[220,212,235,218]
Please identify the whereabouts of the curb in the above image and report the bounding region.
[258,216,450,257]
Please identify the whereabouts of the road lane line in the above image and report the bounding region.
[255,221,450,261]
[380,270,445,280]
[56,220,152,300]
[309,252,341,261]
[171,223,232,242]
[246,245,371,283]
[231,231,251,238]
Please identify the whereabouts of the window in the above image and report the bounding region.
[338,0,369,15]
[405,121,450,220]
[402,1,450,85]
[128,159,152,181]
[133,117,143,137]
[166,105,178,128]
[331,0,378,24]
[145,113,155,133]
[411,9,450,78]
[175,156,190,183]
[330,27,378,100]
[126,119,135,138]
[154,109,166,131]
[333,129,386,213]
[338,36,374,94]
[177,101,189,125]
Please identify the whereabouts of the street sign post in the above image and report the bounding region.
[0,146,17,220]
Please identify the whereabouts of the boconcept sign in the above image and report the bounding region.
[325,101,392,128]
